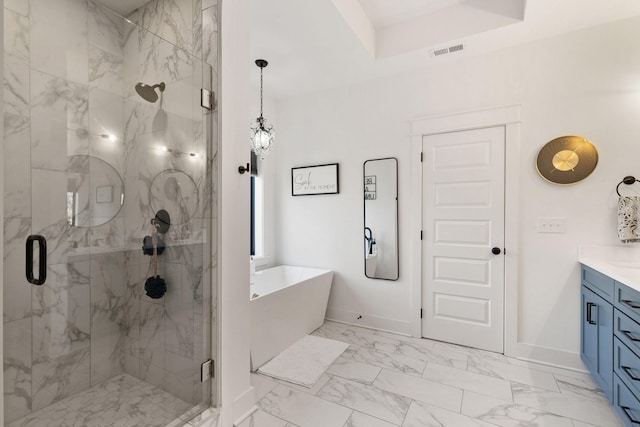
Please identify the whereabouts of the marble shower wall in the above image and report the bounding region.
[2,0,219,424]
[119,0,218,407]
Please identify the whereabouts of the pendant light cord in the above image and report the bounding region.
[259,67,264,120]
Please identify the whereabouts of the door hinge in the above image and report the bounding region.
[201,359,214,382]
[201,88,216,111]
[420,152,423,162]
[420,230,423,240]
[420,308,423,318]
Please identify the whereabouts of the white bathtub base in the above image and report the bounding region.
[249,266,334,371]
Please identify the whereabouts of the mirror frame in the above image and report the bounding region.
[363,157,399,281]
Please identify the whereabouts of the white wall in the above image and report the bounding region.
[271,17,640,365]
[219,0,255,425]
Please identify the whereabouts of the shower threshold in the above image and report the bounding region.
[8,374,193,427]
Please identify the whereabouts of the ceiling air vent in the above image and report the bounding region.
[430,43,465,58]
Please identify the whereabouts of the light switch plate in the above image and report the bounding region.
[537,217,567,234]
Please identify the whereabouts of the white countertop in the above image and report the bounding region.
[579,245,640,292]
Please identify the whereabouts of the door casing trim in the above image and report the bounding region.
[409,105,521,357]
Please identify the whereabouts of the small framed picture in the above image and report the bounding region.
[291,163,339,196]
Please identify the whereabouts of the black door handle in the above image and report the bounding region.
[491,247,501,255]
[26,235,46,285]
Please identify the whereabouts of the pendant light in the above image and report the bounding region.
[250,59,274,158]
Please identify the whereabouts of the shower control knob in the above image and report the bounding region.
[491,247,501,255]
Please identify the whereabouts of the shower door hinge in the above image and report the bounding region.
[420,230,423,240]
[201,88,216,111]
[201,359,214,382]
[420,152,423,162]
[420,308,423,318]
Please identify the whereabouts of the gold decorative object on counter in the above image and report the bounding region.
[535,135,598,185]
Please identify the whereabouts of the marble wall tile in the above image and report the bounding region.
[192,0,202,60]
[123,98,166,145]
[31,169,70,265]
[90,252,125,303]
[88,0,124,57]
[30,71,68,171]
[139,357,165,390]
[90,88,124,139]
[165,352,196,403]
[67,128,91,157]
[3,218,32,323]
[31,347,91,411]
[89,46,124,94]
[202,5,218,70]
[32,263,91,364]
[317,376,410,425]
[3,114,31,218]
[30,0,88,85]
[138,0,193,53]
[259,385,352,427]
[4,317,33,423]
[165,302,195,359]
[5,0,29,16]
[4,7,29,61]
[4,56,30,117]
[90,333,124,386]
[139,300,166,368]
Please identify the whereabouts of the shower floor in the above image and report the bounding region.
[8,374,192,427]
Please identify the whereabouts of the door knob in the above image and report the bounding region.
[491,247,501,255]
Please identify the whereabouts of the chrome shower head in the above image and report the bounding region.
[135,82,165,103]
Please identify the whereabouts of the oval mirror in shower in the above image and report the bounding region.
[67,155,125,227]
[149,169,199,226]
[364,157,399,280]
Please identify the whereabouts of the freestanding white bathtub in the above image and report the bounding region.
[249,265,334,371]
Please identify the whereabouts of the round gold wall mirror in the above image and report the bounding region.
[535,136,598,185]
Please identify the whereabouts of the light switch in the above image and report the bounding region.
[537,217,567,233]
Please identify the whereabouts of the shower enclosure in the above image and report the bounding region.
[3,0,219,425]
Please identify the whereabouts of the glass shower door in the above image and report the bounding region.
[3,1,216,425]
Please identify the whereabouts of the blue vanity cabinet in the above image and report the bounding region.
[581,282,614,400]
[613,281,640,426]
[581,264,640,426]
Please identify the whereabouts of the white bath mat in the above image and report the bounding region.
[257,335,349,387]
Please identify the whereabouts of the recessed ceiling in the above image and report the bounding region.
[251,0,640,100]
[95,0,148,16]
[358,0,466,29]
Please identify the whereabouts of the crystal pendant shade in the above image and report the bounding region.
[250,116,274,158]
[250,59,274,158]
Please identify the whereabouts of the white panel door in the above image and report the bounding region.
[422,126,505,353]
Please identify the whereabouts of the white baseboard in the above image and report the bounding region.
[232,405,258,427]
[515,342,586,372]
[325,307,412,336]
[219,386,255,427]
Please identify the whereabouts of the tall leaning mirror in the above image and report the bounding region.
[364,157,399,280]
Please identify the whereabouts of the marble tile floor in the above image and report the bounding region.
[8,373,192,427]
[243,321,625,427]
